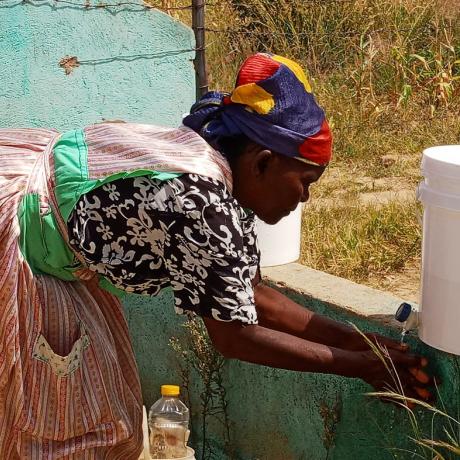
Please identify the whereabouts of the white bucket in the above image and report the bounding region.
[418,145,460,355]
[257,205,302,267]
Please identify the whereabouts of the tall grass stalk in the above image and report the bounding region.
[351,323,460,459]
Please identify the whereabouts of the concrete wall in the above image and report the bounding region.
[0,1,195,129]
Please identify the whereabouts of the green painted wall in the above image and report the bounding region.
[220,289,460,460]
[124,290,186,409]
[127,284,460,460]
[158,285,460,460]
[0,1,195,129]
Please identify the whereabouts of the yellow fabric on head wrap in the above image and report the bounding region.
[230,83,275,115]
[272,55,312,93]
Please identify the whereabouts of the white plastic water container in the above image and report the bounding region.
[418,145,460,355]
[257,205,302,267]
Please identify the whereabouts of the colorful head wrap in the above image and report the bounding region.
[183,53,332,166]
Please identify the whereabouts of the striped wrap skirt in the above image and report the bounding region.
[0,129,143,459]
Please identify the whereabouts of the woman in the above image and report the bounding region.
[0,53,432,459]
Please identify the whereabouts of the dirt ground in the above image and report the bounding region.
[368,260,420,303]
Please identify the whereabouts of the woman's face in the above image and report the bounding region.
[232,147,325,224]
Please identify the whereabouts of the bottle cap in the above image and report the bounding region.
[161,385,180,396]
[395,302,412,322]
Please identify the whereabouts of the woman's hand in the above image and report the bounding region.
[351,348,435,403]
[203,317,435,401]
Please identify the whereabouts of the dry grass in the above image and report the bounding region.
[352,324,460,459]
[157,0,460,296]
[301,199,422,284]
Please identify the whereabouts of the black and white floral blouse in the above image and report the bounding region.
[67,174,260,324]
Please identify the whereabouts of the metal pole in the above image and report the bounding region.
[192,0,208,99]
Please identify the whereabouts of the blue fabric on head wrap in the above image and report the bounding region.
[183,53,332,165]
[183,92,314,159]
[183,92,244,153]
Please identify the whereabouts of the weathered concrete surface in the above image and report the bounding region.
[0,1,195,130]
[123,289,186,409]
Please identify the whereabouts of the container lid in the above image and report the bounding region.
[422,145,460,179]
[161,385,180,396]
[395,302,412,323]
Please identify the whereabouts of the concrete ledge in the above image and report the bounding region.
[262,263,413,327]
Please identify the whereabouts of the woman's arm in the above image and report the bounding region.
[254,282,406,352]
[202,316,431,399]
[204,316,355,375]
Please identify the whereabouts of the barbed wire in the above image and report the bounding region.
[2,0,453,38]
[79,48,196,64]
[203,25,450,38]
[57,43,224,74]
[0,0,193,10]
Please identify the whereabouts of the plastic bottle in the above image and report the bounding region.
[148,385,190,459]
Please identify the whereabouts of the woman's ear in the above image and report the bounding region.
[251,149,274,177]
